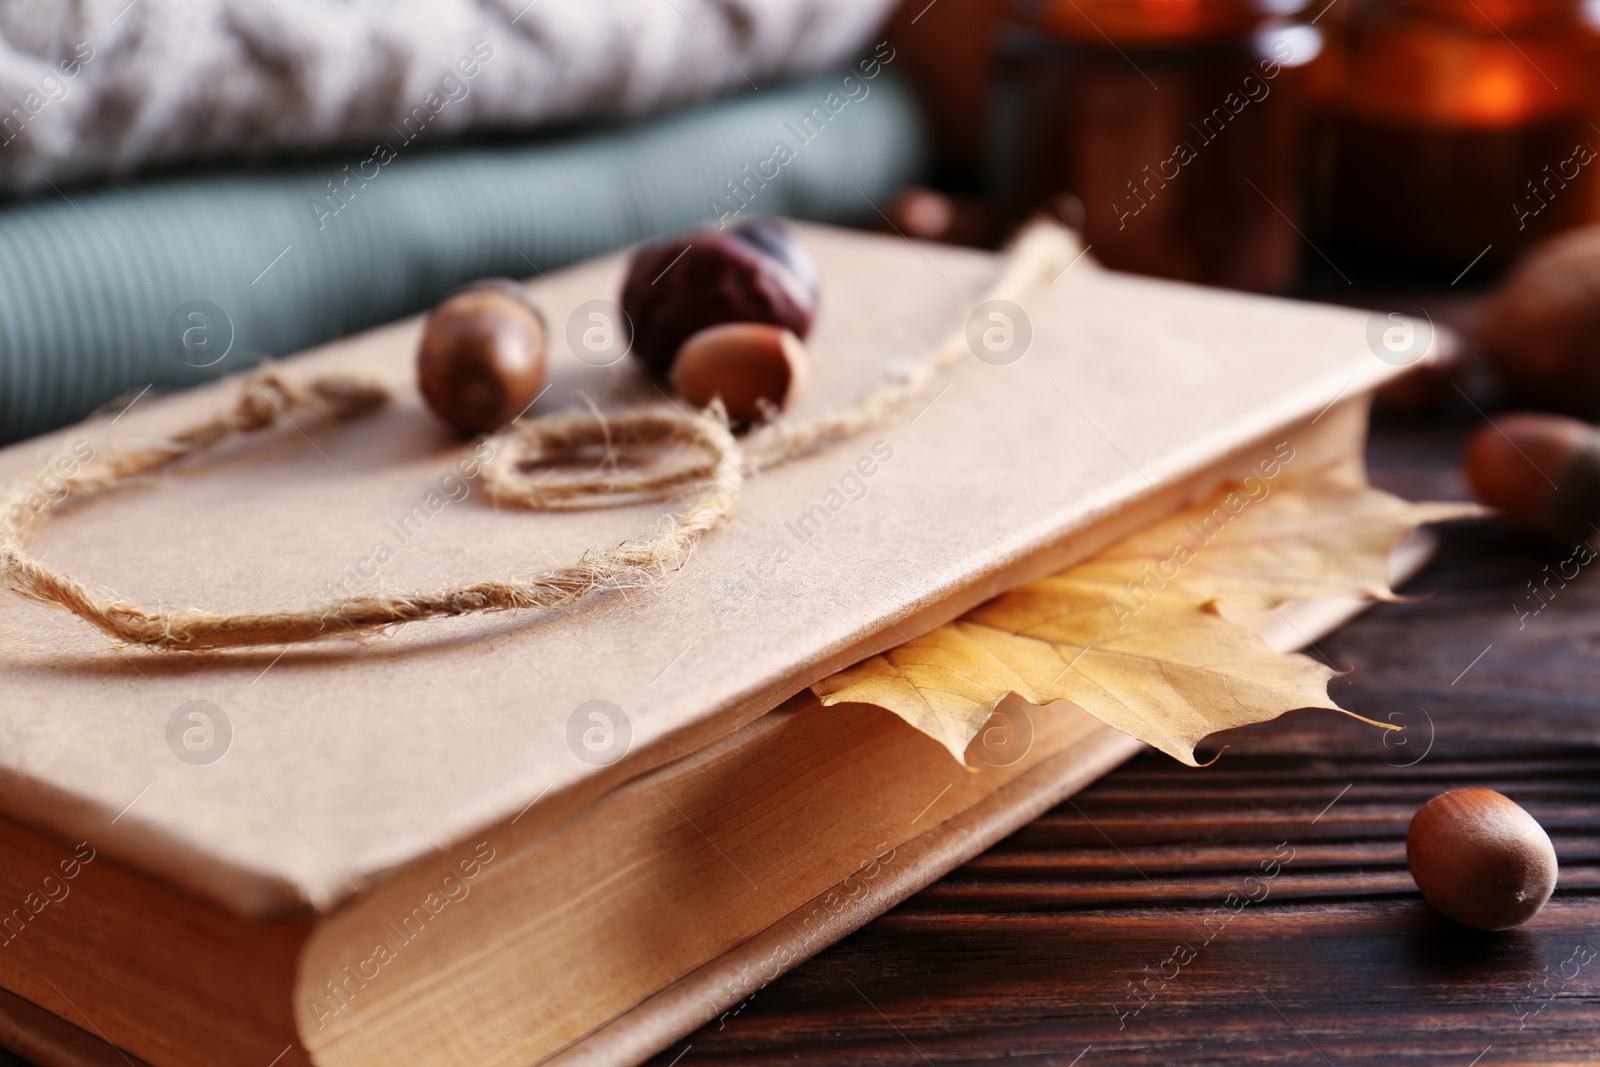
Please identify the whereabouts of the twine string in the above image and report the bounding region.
[0,220,1082,651]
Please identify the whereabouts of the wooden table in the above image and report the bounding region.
[649,414,1600,1066]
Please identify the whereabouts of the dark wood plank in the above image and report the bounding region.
[649,413,1600,1067]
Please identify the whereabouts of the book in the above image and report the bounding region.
[0,224,1415,1066]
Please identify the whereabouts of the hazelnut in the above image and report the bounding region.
[418,281,548,432]
[620,219,818,378]
[1478,225,1600,416]
[1463,413,1600,543]
[670,323,808,423]
[1407,788,1557,931]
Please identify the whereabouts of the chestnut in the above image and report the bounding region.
[418,281,548,433]
[1407,788,1557,931]
[671,323,809,423]
[620,219,818,378]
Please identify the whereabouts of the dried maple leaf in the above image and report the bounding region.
[815,468,1475,766]
[1068,468,1484,623]
[811,626,1039,763]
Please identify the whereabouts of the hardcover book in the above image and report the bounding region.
[0,223,1416,1066]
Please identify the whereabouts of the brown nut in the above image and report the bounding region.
[881,187,993,246]
[670,323,808,424]
[1478,225,1600,415]
[621,219,817,378]
[1462,413,1599,542]
[1407,788,1557,931]
[887,188,956,239]
[417,282,547,433]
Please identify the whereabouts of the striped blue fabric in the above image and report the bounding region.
[0,73,925,443]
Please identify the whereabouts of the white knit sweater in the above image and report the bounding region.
[0,0,897,192]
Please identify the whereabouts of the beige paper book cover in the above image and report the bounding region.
[0,225,1410,1066]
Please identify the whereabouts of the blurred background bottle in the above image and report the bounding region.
[1307,0,1600,281]
[989,0,1325,292]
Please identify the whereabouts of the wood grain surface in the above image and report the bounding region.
[645,417,1600,1067]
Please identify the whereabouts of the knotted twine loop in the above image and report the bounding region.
[479,403,731,509]
[0,219,1083,651]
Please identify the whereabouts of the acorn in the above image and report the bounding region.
[1407,788,1557,931]
[1463,413,1600,543]
[1477,225,1600,416]
[417,281,548,433]
[620,219,818,378]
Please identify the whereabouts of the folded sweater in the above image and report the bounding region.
[0,0,899,194]
[0,70,926,443]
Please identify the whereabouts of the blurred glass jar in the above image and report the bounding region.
[992,0,1325,292]
[1309,0,1600,279]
